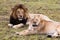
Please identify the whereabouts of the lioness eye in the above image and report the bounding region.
[36,19,38,21]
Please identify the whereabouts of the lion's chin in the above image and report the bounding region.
[19,19,23,21]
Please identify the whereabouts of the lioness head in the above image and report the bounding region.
[29,15,41,27]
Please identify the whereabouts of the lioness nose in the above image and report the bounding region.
[33,22,36,23]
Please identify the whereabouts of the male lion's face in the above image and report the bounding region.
[16,8,24,20]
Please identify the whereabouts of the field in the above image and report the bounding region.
[0,0,60,40]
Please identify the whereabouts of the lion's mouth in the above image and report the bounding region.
[18,15,24,20]
[32,24,38,27]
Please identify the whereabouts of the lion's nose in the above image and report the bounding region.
[33,22,36,24]
[20,16,22,17]
[16,33,19,35]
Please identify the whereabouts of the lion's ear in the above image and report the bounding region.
[26,8,28,11]
[10,7,14,14]
[40,20,45,25]
[10,8,14,15]
[11,7,14,11]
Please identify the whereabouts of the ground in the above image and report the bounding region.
[0,0,60,40]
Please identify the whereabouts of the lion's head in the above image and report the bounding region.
[10,4,28,20]
[28,15,41,27]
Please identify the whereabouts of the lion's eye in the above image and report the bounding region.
[17,11,20,14]
[36,19,38,21]
[16,11,19,14]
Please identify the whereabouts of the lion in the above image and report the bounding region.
[8,4,53,29]
[8,4,28,28]
[15,16,60,37]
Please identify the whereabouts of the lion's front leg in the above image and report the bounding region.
[13,23,24,29]
[15,29,38,36]
[8,24,13,28]
[16,30,29,35]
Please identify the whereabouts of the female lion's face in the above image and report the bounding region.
[16,8,24,20]
[29,16,40,27]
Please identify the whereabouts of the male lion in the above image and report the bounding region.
[8,4,28,28]
[8,4,53,29]
[16,16,60,37]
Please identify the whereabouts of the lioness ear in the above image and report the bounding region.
[40,20,45,26]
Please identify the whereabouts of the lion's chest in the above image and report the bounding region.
[10,17,28,25]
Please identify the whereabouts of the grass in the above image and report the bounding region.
[0,0,60,40]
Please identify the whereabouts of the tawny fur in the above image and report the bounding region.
[16,16,60,37]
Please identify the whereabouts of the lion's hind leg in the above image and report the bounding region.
[56,25,60,37]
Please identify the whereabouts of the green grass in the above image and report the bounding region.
[0,0,60,40]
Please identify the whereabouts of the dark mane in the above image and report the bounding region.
[10,4,28,19]
[9,4,28,25]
